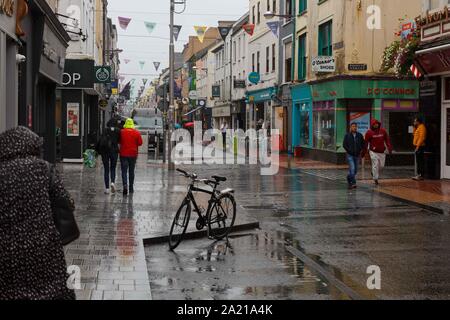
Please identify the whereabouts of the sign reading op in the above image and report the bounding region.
[94,66,112,83]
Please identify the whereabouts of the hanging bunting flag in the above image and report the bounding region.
[267,21,280,37]
[173,25,182,41]
[124,59,131,64]
[218,26,231,41]
[118,17,132,30]
[242,24,255,36]
[139,61,145,70]
[153,62,161,71]
[142,79,148,86]
[194,26,208,43]
[144,21,156,34]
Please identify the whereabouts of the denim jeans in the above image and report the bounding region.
[101,153,118,189]
[347,154,359,186]
[120,157,137,190]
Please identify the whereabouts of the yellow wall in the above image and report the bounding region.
[294,0,422,81]
[95,0,104,65]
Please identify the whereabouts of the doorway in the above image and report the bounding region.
[442,103,450,179]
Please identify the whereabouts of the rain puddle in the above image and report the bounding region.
[145,231,351,300]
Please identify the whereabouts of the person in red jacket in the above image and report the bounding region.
[364,119,393,185]
[120,118,143,195]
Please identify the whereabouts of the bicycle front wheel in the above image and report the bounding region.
[169,200,191,250]
[207,193,236,240]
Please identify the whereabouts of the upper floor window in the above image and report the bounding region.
[299,0,307,14]
[318,20,333,56]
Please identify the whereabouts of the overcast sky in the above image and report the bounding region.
[108,0,249,88]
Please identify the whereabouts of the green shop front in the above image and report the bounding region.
[246,87,277,130]
[301,78,419,164]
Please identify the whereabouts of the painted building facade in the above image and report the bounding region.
[291,0,422,164]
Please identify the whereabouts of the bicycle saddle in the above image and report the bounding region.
[212,175,227,182]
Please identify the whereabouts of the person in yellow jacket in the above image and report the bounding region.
[413,116,427,180]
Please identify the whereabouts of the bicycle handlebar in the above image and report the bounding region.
[177,168,219,186]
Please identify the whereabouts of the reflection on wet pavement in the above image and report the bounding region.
[146,231,349,300]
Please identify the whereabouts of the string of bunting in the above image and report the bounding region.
[117,16,259,42]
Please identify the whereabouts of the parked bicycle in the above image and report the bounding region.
[169,168,237,250]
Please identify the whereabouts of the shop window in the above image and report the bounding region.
[300,106,310,146]
[444,77,450,101]
[383,112,417,152]
[313,101,335,151]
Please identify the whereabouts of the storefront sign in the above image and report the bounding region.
[416,7,450,29]
[212,105,231,118]
[234,80,246,88]
[349,112,371,135]
[62,59,95,88]
[420,80,437,97]
[367,87,416,96]
[248,72,261,85]
[416,7,450,40]
[189,90,198,100]
[311,80,419,101]
[212,85,220,98]
[67,103,80,137]
[246,87,276,103]
[94,66,112,83]
[312,56,335,73]
[348,64,367,71]
[99,99,108,110]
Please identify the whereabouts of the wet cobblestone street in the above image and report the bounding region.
[59,161,450,300]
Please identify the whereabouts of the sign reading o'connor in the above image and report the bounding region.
[312,56,336,73]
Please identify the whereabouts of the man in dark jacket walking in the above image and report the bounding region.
[343,123,366,189]
[96,122,120,194]
[0,127,75,300]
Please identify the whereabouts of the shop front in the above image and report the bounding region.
[58,59,98,162]
[212,103,231,129]
[415,8,450,179]
[17,0,69,163]
[292,83,313,152]
[303,78,419,164]
[246,87,277,131]
[0,0,18,133]
[231,99,246,130]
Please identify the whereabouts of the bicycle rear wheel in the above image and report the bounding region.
[207,193,236,240]
[169,200,191,250]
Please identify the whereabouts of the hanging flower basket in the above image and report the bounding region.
[381,30,420,77]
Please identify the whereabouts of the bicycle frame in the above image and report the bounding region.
[185,182,219,219]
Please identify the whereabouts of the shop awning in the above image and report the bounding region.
[416,44,450,75]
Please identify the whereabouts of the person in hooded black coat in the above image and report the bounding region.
[0,126,76,300]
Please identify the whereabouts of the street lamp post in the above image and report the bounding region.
[168,0,175,170]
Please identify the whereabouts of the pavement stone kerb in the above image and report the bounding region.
[298,169,446,215]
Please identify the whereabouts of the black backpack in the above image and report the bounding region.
[97,132,113,154]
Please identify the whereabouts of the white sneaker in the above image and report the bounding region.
[104,189,110,194]
[111,183,116,193]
